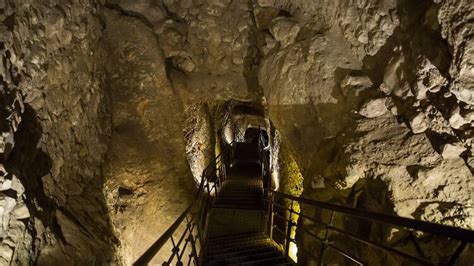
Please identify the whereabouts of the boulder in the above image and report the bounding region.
[12,203,30,220]
[449,107,472,129]
[442,143,466,159]
[410,112,429,134]
[358,98,390,118]
[415,57,447,100]
[269,17,301,48]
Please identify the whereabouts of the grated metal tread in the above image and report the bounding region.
[203,143,290,265]
[205,236,290,265]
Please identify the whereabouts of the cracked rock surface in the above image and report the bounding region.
[258,0,473,230]
[1,0,473,264]
[1,0,117,264]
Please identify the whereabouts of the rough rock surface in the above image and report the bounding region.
[345,116,473,228]
[101,10,194,265]
[259,0,473,230]
[108,0,257,76]
[257,1,473,263]
[1,0,117,264]
[258,0,399,59]
[259,33,362,174]
[184,104,214,184]
[438,0,474,105]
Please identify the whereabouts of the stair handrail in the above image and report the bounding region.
[133,142,235,265]
[264,189,474,265]
[257,127,271,190]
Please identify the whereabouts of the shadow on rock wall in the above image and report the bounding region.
[5,104,116,265]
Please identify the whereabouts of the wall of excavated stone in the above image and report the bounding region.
[96,0,266,262]
[184,103,215,184]
[257,0,473,263]
[108,0,262,102]
[259,0,473,229]
[100,9,197,264]
[1,0,117,264]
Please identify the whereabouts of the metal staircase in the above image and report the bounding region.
[204,233,290,265]
[133,129,474,265]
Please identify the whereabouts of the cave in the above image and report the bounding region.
[1,0,473,265]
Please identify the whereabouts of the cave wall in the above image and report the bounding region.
[258,0,473,230]
[184,103,214,184]
[256,1,473,263]
[1,0,117,264]
[108,0,262,103]
[100,9,195,265]
[91,0,267,262]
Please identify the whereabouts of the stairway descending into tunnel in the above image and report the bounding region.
[134,129,474,266]
[202,142,290,265]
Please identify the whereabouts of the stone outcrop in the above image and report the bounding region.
[1,0,117,264]
[108,0,257,76]
[438,0,474,105]
[101,10,194,265]
[256,1,473,263]
[258,0,473,230]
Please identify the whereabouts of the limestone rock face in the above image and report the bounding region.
[259,34,362,172]
[108,0,256,75]
[358,98,390,118]
[345,116,473,228]
[108,0,165,26]
[1,0,117,264]
[258,0,474,234]
[438,0,474,105]
[258,0,399,58]
[442,143,467,159]
[269,17,301,48]
[183,104,214,184]
[410,112,429,134]
[101,10,194,265]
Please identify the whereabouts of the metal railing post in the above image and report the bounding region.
[189,233,198,265]
[133,143,238,265]
[318,210,335,266]
[285,200,295,256]
[268,192,275,240]
[447,241,467,265]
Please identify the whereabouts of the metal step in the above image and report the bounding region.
[207,237,270,250]
[207,232,264,243]
[207,243,273,257]
[207,246,276,261]
[241,256,290,265]
[207,239,278,255]
[213,250,281,264]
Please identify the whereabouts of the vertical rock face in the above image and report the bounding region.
[110,0,256,74]
[101,10,194,265]
[107,0,261,102]
[438,0,474,105]
[259,33,363,175]
[1,0,117,264]
[154,0,256,75]
[258,0,473,233]
[256,0,473,263]
[184,103,214,184]
[261,0,399,58]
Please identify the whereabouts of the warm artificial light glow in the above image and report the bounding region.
[289,242,298,262]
